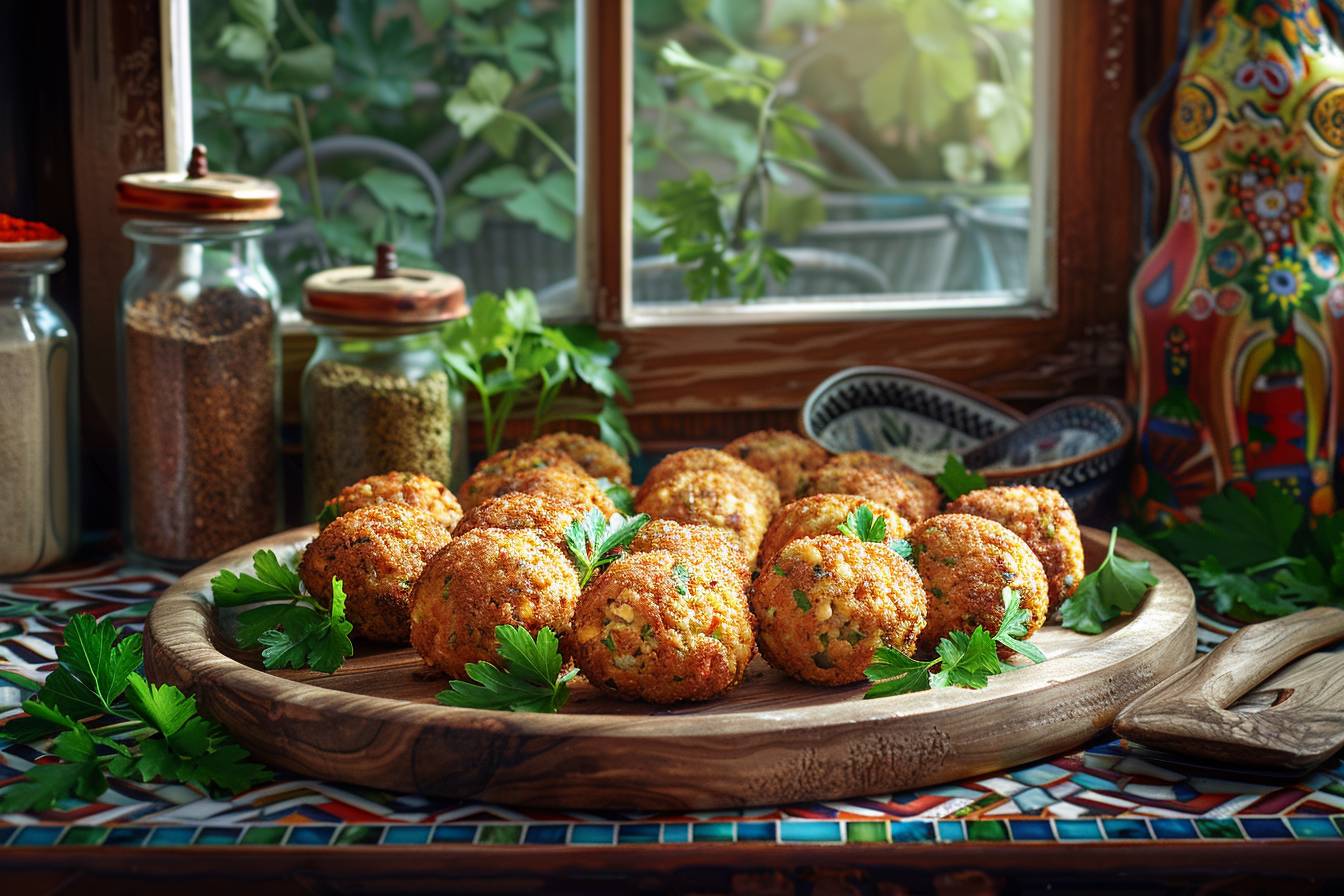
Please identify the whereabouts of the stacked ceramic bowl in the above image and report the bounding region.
[801,367,1132,520]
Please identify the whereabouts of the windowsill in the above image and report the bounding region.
[620,290,1053,328]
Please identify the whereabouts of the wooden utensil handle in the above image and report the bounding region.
[1194,606,1344,707]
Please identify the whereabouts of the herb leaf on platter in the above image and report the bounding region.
[1060,528,1159,634]
[935,454,987,502]
[436,625,578,713]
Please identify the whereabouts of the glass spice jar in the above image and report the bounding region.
[115,145,282,567]
[301,244,468,514]
[0,220,79,576]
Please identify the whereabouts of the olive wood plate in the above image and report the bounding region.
[143,526,1195,811]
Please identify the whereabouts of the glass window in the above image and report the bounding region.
[627,0,1044,318]
[189,0,581,316]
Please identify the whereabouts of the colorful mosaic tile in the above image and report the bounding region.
[1,556,1342,849]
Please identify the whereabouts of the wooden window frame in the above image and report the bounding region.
[68,0,1184,456]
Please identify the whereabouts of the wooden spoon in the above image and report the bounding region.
[1113,606,1344,771]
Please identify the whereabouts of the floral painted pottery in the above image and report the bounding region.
[1130,0,1344,521]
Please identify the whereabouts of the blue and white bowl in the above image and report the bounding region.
[801,366,1025,475]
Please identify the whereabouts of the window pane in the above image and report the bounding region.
[190,0,580,315]
[631,0,1037,310]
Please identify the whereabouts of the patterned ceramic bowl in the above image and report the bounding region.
[800,366,1025,475]
[800,367,1132,520]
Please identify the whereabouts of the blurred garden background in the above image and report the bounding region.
[190,0,1035,312]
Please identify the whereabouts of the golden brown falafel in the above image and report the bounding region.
[757,494,912,572]
[494,465,618,516]
[525,431,632,485]
[458,447,586,512]
[946,486,1085,613]
[452,492,588,556]
[299,503,452,644]
[572,550,753,703]
[806,466,934,524]
[722,429,829,501]
[628,518,750,587]
[906,513,1049,656]
[814,454,941,518]
[319,471,463,532]
[635,468,779,561]
[751,535,926,686]
[410,527,581,679]
[824,450,915,476]
[636,448,778,506]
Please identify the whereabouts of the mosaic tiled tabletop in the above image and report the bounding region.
[1,556,1342,855]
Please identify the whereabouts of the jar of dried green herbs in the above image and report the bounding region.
[301,244,468,515]
[115,145,282,567]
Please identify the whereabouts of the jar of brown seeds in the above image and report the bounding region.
[115,145,282,567]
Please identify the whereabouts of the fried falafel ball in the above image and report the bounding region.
[635,468,779,561]
[946,486,1085,613]
[722,429,829,501]
[757,494,912,572]
[628,519,750,587]
[807,466,934,524]
[525,431,632,485]
[906,513,1049,656]
[319,471,463,532]
[458,446,586,512]
[453,492,587,556]
[299,503,452,644]
[750,535,926,686]
[636,448,778,506]
[824,450,915,476]
[814,454,941,518]
[572,550,753,703]
[410,527,581,679]
[494,465,618,516]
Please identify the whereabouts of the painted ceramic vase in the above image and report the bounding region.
[1130,0,1344,521]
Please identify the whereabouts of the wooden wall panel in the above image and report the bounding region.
[67,0,165,511]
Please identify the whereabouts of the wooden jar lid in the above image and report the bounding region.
[302,244,467,326]
[117,145,282,221]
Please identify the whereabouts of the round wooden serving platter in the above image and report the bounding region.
[144,527,1195,810]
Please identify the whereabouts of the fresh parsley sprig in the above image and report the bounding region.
[1132,483,1344,621]
[598,477,636,515]
[436,625,578,713]
[864,589,1044,698]
[564,509,650,587]
[1059,528,1159,634]
[838,504,914,559]
[839,504,887,542]
[0,614,271,812]
[935,454,987,502]
[210,550,354,674]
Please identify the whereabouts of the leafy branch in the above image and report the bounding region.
[864,589,1044,698]
[440,288,639,458]
[0,615,271,812]
[210,549,354,674]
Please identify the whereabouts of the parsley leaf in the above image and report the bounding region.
[211,549,304,607]
[993,588,1046,663]
[1157,484,1302,570]
[564,509,650,587]
[598,478,636,515]
[214,551,354,674]
[865,590,1046,698]
[838,504,887,543]
[886,538,914,561]
[1060,528,1159,634]
[316,501,341,528]
[0,613,271,812]
[436,625,578,713]
[935,454,987,502]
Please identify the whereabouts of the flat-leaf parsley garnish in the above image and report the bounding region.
[864,589,1044,698]
[0,614,271,811]
[437,625,578,713]
[935,454,987,502]
[211,549,354,674]
[1059,528,1159,634]
[564,508,650,587]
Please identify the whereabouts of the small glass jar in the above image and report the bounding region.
[115,146,283,566]
[301,244,468,514]
[0,231,79,576]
